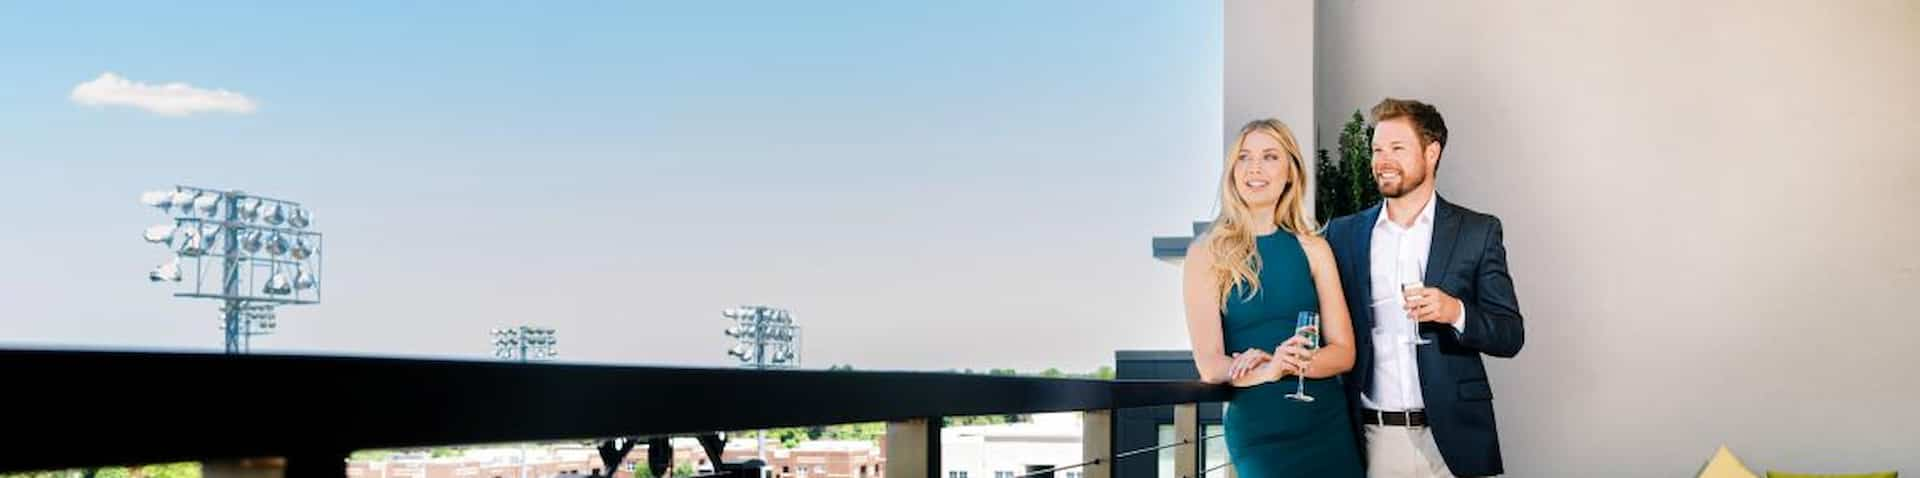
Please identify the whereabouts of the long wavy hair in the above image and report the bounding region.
[1206,119,1318,309]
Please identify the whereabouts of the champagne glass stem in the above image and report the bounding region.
[1296,360,1311,392]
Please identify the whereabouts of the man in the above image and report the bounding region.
[1326,98,1525,477]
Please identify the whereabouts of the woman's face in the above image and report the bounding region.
[1232,131,1288,208]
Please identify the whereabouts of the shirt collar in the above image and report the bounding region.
[1374,191,1438,231]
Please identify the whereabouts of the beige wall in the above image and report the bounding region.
[1225,0,1317,165]
[1234,0,1920,474]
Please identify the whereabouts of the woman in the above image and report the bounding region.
[1182,119,1363,477]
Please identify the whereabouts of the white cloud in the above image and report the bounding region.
[69,72,258,117]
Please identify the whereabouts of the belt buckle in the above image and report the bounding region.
[1375,409,1422,428]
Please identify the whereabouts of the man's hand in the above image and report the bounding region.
[1405,287,1462,324]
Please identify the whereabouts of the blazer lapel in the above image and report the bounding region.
[1426,196,1464,290]
[1352,204,1383,331]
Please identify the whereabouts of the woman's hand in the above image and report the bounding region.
[1242,353,1299,385]
[1272,334,1317,378]
[1227,348,1271,380]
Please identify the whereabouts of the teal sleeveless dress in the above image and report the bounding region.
[1221,232,1364,478]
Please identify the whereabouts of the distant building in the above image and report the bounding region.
[1114,351,1229,478]
[723,440,885,478]
[347,445,598,478]
[349,435,887,478]
[1141,224,1233,478]
[1151,221,1212,262]
[942,413,1084,478]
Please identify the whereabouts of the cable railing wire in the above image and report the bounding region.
[1013,433,1226,478]
[1204,460,1233,475]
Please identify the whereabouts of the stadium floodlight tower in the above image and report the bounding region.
[140,186,322,354]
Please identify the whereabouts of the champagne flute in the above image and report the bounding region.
[1283,311,1321,403]
[1399,255,1434,345]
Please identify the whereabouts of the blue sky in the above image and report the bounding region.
[0,2,1226,372]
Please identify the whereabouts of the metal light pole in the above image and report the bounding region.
[140,186,322,353]
[723,305,802,461]
[491,325,556,478]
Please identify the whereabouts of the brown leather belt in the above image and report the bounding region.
[1361,408,1427,427]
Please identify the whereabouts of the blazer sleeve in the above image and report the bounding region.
[1455,216,1524,358]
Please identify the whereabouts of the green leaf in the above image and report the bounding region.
[1315,110,1380,223]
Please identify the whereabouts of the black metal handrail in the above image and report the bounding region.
[0,349,1231,473]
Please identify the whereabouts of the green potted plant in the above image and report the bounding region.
[1315,110,1381,224]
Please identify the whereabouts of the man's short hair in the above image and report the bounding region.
[1371,98,1448,152]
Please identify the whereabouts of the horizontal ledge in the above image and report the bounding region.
[0,349,1229,472]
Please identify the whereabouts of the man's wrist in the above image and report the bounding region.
[1450,298,1469,332]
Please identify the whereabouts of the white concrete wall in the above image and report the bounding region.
[1225,0,1318,213]
[1231,0,1920,475]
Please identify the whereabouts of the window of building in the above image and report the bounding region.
[996,472,1014,478]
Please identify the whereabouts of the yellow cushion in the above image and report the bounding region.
[1766,471,1897,478]
[1699,446,1759,478]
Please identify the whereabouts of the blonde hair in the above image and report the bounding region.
[1206,119,1319,309]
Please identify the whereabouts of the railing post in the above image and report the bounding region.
[886,417,941,478]
[1174,403,1198,478]
[1080,409,1111,478]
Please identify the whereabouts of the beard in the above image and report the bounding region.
[1376,167,1427,199]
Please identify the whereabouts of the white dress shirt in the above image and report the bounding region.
[1362,192,1467,412]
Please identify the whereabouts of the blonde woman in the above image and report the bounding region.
[1183,119,1363,477]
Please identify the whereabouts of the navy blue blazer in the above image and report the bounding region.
[1325,197,1525,477]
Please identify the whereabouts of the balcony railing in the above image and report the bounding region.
[0,349,1232,478]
